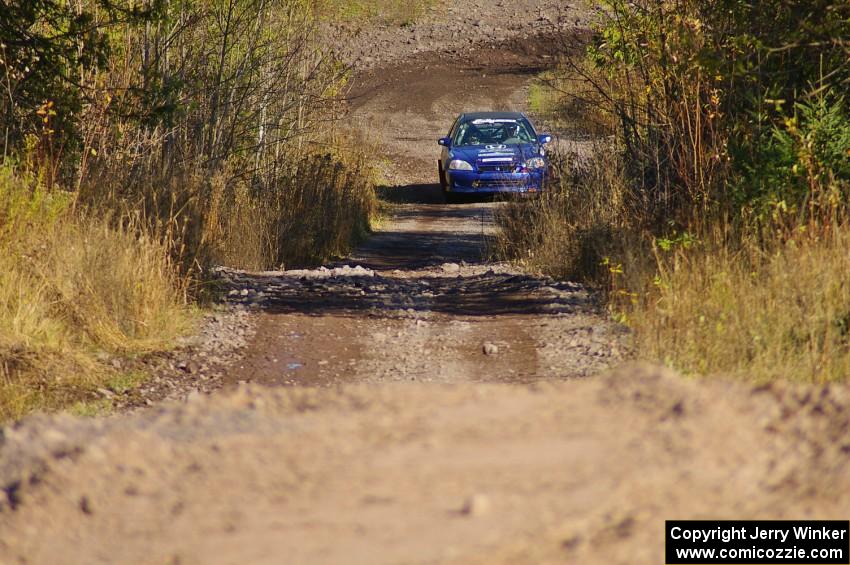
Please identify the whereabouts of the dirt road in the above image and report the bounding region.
[216,27,622,389]
[3,3,850,564]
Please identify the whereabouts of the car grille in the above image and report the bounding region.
[475,178,528,188]
[477,164,516,173]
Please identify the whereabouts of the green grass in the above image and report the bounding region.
[106,370,146,394]
[69,398,115,418]
[527,79,560,118]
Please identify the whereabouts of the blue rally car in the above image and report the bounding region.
[437,111,552,203]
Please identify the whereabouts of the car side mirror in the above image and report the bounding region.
[538,134,552,145]
[437,137,451,147]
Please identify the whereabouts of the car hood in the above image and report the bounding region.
[449,144,542,165]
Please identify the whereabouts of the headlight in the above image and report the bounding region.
[448,159,473,171]
[525,157,546,169]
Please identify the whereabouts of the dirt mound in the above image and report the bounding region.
[2,365,849,564]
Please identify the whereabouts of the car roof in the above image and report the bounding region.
[458,111,528,121]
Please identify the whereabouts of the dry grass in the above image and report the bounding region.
[497,146,850,383]
[81,142,378,276]
[0,0,382,421]
[624,231,850,383]
[494,146,640,282]
[0,166,194,420]
[0,139,376,423]
[204,148,378,271]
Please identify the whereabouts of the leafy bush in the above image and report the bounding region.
[736,96,850,227]
[570,0,850,227]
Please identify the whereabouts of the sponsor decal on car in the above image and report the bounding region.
[471,119,520,124]
[479,144,517,159]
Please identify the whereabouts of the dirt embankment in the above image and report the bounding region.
[2,2,850,564]
[2,367,849,564]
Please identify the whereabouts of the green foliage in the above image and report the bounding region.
[69,398,114,417]
[582,0,850,228]
[734,96,850,223]
[0,164,71,238]
[107,371,145,394]
[656,232,697,252]
[0,0,156,155]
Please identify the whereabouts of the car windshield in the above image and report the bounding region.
[452,118,535,146]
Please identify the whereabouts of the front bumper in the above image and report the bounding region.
[447,169,546,194]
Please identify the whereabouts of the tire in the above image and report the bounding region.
[438,161,458,203]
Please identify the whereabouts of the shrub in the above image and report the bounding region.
[736,96,850,228]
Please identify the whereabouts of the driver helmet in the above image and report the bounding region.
[503,122,520,141]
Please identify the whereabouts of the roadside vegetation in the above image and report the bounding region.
[497,0,850,382]
[0,0,381,419]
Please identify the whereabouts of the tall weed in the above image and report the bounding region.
[0,166,193,420]
[494,146,640,282]
[626,231,850,382]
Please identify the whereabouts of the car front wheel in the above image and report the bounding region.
[438,161,448,191]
